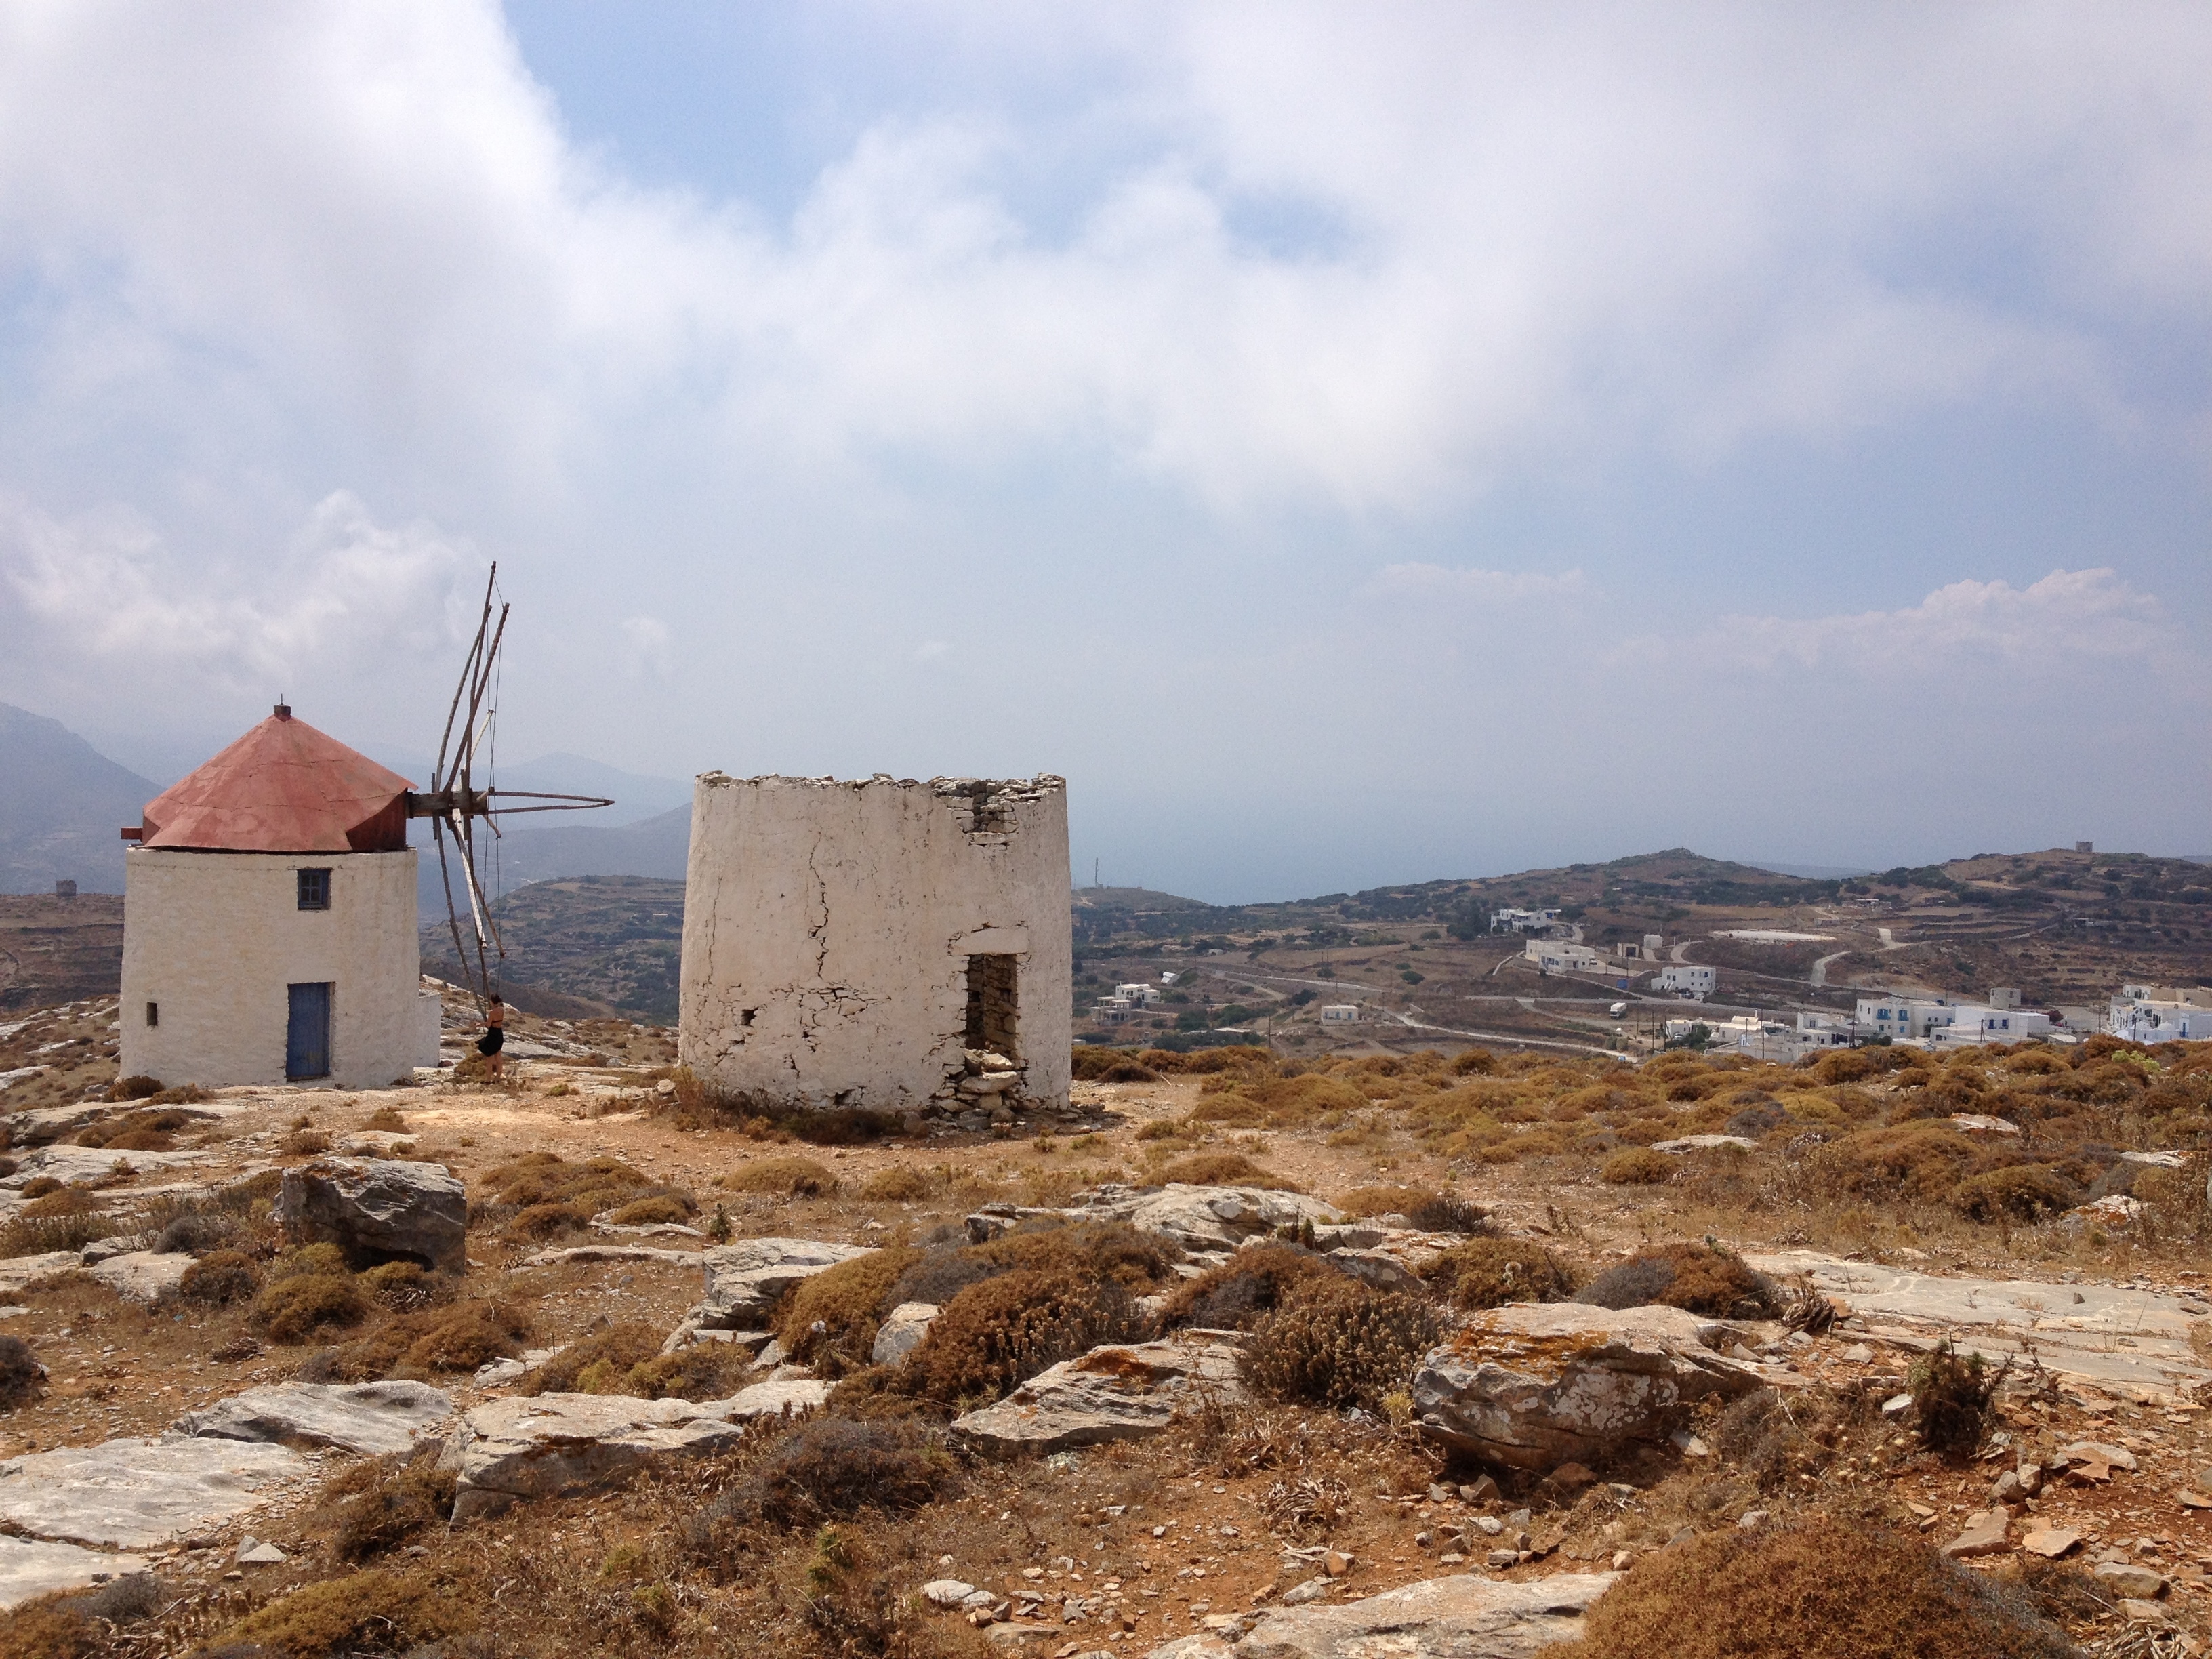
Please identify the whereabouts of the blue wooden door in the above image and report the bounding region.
[287,982,332,1080]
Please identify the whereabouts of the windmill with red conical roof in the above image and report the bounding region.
[115,565,609,1090]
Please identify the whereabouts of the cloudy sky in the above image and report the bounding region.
[1,3,2206,901]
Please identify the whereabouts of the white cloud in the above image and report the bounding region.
[1366,564,1592,604]
[0,3,2205,519]
[0,488,473,684]
[617,615,672,679]
[1624,567,2193,679]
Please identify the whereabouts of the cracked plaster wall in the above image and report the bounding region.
[677,774,1071,1115]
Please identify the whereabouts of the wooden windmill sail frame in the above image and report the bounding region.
[407,565,612,1008]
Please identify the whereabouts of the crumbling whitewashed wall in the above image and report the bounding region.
[119,848,423,1090]
[678,775,1071,1120]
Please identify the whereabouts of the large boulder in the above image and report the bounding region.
[692,1237,874,1329]
[1411,1303,1766,1471]
[440,1393,753,1518]
[274,1158,466,1271]
[1231,1573,1618,1659]
[0,1436,304,1550]
[953,1332,1246,1456]
[173,1380,455,1456]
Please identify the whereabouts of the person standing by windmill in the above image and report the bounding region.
[475,993,506,1080]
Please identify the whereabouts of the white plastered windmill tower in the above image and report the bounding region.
[116,567,608,1090]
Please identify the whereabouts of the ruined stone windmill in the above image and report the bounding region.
[413,564,612,1010]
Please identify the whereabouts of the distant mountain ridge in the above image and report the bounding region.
[0,703,161,894]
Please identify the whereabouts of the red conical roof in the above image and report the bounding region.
[140,708,415,853]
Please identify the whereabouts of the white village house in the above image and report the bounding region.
[119,705,440,1090]
[1650,964,1718,998]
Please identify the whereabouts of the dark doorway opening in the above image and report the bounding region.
[963,954,1019,1061]
[287,981,333,1080]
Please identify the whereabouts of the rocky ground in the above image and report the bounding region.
[1,1018,2209,1657]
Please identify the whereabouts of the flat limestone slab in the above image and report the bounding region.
[0,1436,304,1549]
[1232,1572,1619,1659]
[954,1332,1246,1455]
[718,1378,833,1418]
[0,1251,81,1294]
[87,1250,194,1303]
[174,1380,455,1456]
[696,1237,875,1327]
[0,1145,207,1189]
[441,1393,752,1517]
[1746,1250,2212,1394]
[0,1535,152,1610]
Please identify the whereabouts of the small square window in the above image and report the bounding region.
[297,868,331,910]
[146,1001,159,1027]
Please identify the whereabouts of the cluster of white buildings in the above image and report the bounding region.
[1523,939,1605,974]
[1090,980,1164,1026]
[1849,991,2053,1048]
[2108,984,2212,1044]
[1491,907,1563,935]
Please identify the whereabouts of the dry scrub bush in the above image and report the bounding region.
[1153,1151,1301,1189]
[1335,1183,1438,1218]
[314,1298,530,1381]
[1242,1277,1443,1415]
[520,1322,665,1395]
[1809,1124,1984,1204]
[251,1246,368,1342]
[607,1193,697,1226]
[1159,1244,1345,1331]
[776,1247,924,1370]
[720,1156,839,1197]
[859,1164,944,1201]
[901,1269,1147,1404]
[1577,1242,1780,1319]
[1545,1514,2074,1659]
[2135,1156,2212,1241]
[0,1193,119,1258]
[0,1336,41,1410]
[625,1343,754,1401]
[1189,1073,1368,1128]
[1422,1237,1577,1311]
[1952,1164,2081,1223]
[178,1248,261,1305]
[0,1576,165,1659]
[697,1418,957,1535]
[321,1451,459,1561]
[1910,1341,2000,1459]
[484,1151,663,1214]
[108,1074,163,1101]
[220,1567,465,1656]
[888,1221,1179,1314]
[1601,1147,1675,1186]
